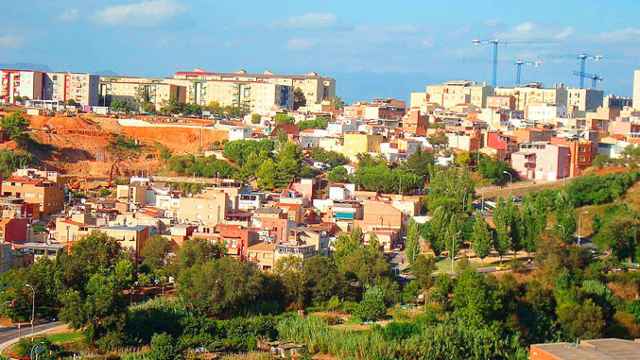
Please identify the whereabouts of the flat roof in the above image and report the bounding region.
[531,339,640,360]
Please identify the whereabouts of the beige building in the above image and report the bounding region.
[173,69,335,106]
[43,72,100,106]
[426,81,493,109]
[2,176,65,215]
[634,70,640,110]
[177,189,228,226]
[409,92,428,109]
[343,133,383,159]
[100,76,186,110]
[567,88,603,113]
[494,84,567,112]
[98,225,150,259]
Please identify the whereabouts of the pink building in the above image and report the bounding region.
[511,143,570,181]
[486,132,519,161]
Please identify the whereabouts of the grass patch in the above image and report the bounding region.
[46,331,84,344]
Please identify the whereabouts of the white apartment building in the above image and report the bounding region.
[43,72,100,106]
[0,70,44,104]
[526,103,567,123]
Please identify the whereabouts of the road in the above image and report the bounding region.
[0,322,62,350]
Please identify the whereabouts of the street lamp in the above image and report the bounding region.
[24,284,35,337]
[503,170,513,185]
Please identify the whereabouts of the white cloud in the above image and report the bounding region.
[94,0,186,27]
[496,22,573,42]
[287,38,315,50]
[58,8,79,22]
[597,28,640,43]
[0,35,22,48]
[279,12,337,29]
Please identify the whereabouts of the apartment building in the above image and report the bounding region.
[43,72,100,106]
[0,69,44,104]
[100,76,186,110]
[486,95,516,110]
[426,81,493,109]
[634,70,640,110]
[173,69,335,106]
[550,137,594,177]
[247,241,276,270]
[495,83,568,112]
[99,225,150,259]
[342,133,383,159]
[567,88,604,113]
[1,176,65,215]
[511,143,570,181]
[177,189,228,227]
[526,103,567,123]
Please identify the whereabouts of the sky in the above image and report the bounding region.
[1,0,640,102]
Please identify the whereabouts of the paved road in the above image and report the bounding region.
[0,322,62,349]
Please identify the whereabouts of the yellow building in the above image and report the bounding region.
[494,84,568,112]
[172,69,335,106]
[100,76,186,110]
[343,133,383,159]
[426,81,493,109]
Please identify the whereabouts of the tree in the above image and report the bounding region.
[141,236,171,274]
[452,268,501,325]
[519,197,547,254]
[471,213,493,262]
[493,198,520,259]
[402,151,434,180]
[110,99,134,113]
[328,166,349,183]
[405,219,421,264]
[274,256,306,310]
[293,88,306,110]
[149,333,180,360]
[256,158,277,190]
[555,191,577,244]
[0,112,30,142]
[177,257,279,318]
[353,286,387,321]
[593,212,640,262]
[412,255,436,291]
[478,157,513,186]
[0,150,32,177]
[173,238,224,274]
[556,299,605,340]
[251,113,261,124]
[274,112,295,125]
[303,256,344,304]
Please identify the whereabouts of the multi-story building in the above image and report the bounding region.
[567,88,604,113]
[177,189,228,227]
[0,69,44,104]
[426,81,493,109]
[100,76,186,110]
[511,143,570,181]
[550,137,594,177]
[634,69,640,110]
[1,175,65,215]
[172,69,334,106]
[43,72,100,106]
[342,133,383,159]
[495,83,568,112]
[99,225,150,259]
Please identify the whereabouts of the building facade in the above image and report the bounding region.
[0,70,44,104]
[100,76,186,110]
[426,81,493,109]
[43,72,100,106]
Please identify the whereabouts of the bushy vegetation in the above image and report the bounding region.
[309,147,349,167]
[298,117,329,130]
[167,154,236,178]
[0,149,32,177]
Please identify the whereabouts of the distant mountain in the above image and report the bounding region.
[0,63,51,71]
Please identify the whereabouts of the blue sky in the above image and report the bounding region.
[2,0,639,102]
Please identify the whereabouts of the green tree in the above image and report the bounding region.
[478,156,513,186]
[401,151,434,180]
[556,299,605,340]
[471,213,493,262]
[452,268,502,325]
[141,236,171,274]
[405,219,421,264]
[256,158,277,190]
[328,166,349,183]
[353,286,387,321]
[173,238,224,274]
[303,256,344,304]
[274,256,306,310]
[0,112,30,142]
[555,191,577,244]
[412,255,436,291]
[251,113,261,124]
[149,333,180,360]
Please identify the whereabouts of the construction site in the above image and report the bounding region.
[1,110,232,183]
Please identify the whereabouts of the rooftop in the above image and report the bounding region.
[531,339,640,360]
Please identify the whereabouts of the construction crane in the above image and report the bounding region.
[515,59,543,85]
[472,39,550,87]
[575,53,603,89]
[572,71,603,88]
